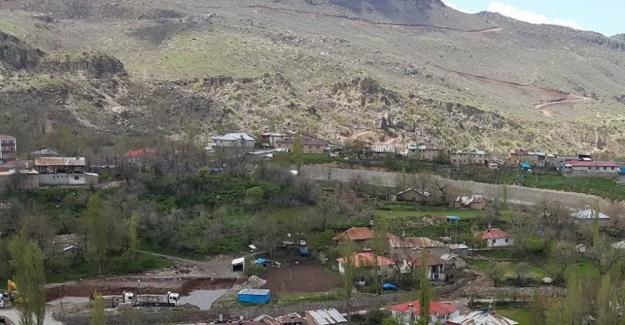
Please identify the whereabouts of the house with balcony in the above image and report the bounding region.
[0,134,17,163]
[562,160,619,177]
[35,157,98,186]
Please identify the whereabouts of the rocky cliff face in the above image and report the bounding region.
[0,31,43,70]
[39,52,127,78]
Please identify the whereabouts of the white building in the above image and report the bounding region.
[211,133,255,148]
[570,209,611,224]
[389,301,459,325]
[481,228,513,248]
[34,157,98,186]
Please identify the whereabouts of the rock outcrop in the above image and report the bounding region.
[0,31,44,70]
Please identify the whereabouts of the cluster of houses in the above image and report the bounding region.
[207,305,517,325]
[208,131,331,155]
[0,135,98,191]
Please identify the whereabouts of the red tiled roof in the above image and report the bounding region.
[388,300,458,315]
[336,252,395,267]
[481,228,508,240]
[409,253,445,267]
[564,160,619,168]
[333,227,372,241]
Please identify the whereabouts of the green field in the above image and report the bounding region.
[374,207,484,219]
[497,308,530,325]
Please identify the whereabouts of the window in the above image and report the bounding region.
[505,238,509,243]
[612,167,616,170]
[604,167,607,170]
[588,167,591,170]
[492,239,496,244]
[74,176,80,180]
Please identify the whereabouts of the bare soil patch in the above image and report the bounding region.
[261,264,340,297]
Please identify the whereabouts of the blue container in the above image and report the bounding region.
[237,289,271,304]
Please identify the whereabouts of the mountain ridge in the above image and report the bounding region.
[1,0,625,155]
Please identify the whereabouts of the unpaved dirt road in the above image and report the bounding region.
[0,309,62,325]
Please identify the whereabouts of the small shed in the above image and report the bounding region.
[232,257,245,272]
[237,289,271,304]
[447,216,460,223]
[521,162,531,170]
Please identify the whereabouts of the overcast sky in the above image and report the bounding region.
[442,0,624,37]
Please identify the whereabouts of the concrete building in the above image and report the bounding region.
[449,149,485,165]
[407,144,444,161]
[0,134,17,162]
[211,133,255,148]
[0,169,39,191]
[481,228,513,248]
[562,160,619,177]
[389,301,459,325]
[35,157,98,186]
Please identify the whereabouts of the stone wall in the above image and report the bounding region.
[301,166,613,210]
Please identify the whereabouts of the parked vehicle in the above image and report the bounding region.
[91,291,180,307]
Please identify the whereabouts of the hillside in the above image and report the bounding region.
[1,0,625,154]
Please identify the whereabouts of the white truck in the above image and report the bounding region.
[92,292,180,308]
[131,292,180,307]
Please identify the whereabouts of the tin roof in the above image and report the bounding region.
[388,300,458,315]
[448,310,518,325]
[306,308,347,325]
[408,252,445,267]
[564,160,619,168]
[35,157,86,167]
[388,236,445,249]
[570,209,610,220]
[481,228,509,240]
[333,227,372,241]
[212,133,255,141]
[0,134,16,140]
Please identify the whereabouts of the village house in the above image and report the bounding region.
[389,301,459,325]
[305,309,347,325]
[452,195,487,210]
[407,144,444,161]
[480,228,513,248]
[261,132,287,148]
[370,144,402,158]
[49,234,83,257]
[570,208,611,224]
[508,149,545,166]
[274,132,328,154]
[447,309,518,325]
[336,252,395,275]
[440,253,467,270]
[562,160,619,177]
[30,148,60,158]
[333,226,374,243]
[211,133,256,149]
[401,252,446,281]
[448,149,485,165]
[35,157,98,186]
[448,244,469,256]
[388,235,449,257]
[395,187,431,203]
[0,134,17,163]
[0,169,39,191]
